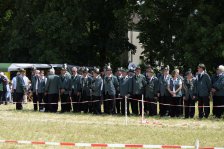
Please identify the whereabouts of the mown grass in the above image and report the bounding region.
[0,103,223,148]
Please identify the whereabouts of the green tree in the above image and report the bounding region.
[138,0,199,69]
[181,0,224,71]
[138,0,224,72]
[0,0,15,61]
[0,0,136,68]
[83,0,136,68]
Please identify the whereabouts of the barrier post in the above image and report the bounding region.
[195,139,199,149]
[125,96,128,125]
[141,94,144,124]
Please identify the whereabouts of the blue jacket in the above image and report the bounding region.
[80,76,93,96]
[37,77,47,93]
[16,75,26,93]
[31,75,38,92]
[45,74,60,94]
[182,78,196,100]
[145,76,159,98]
[213,74,224,96]
[119,76,130,97]
[195,73,212,97]
[168,77,182,97]
[158,74,171,96]
[91,75,103,97]
[104,75,119,96]
[70,75,81,94]
[128,74,146,95]
[59,74,71,94]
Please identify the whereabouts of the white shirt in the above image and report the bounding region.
[12,76,17,90]
[73,74,78,78]
[168,78,182,92]
[35,77,40,91]
[108,74,112,78]
[164,75,169,81]
[124,75,129,80]
[148,76,154,82]
[199,71,205,75]
[196,71,205,80]
[23,76,30,90]
[96,75,104,91]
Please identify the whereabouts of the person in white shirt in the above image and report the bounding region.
[167,69,183,117]
[6,82,12,103]
[23,73,30,103]
[12,72,20,103]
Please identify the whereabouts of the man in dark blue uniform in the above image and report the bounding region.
[15,69,26,110]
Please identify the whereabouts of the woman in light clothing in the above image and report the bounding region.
[167,70,183,117]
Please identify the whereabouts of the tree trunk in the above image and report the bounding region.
[99,47,106,68]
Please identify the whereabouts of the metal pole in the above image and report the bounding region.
[125,96,128,125]
[195,139,199,149]
[130,30,133,62]
[141,94,144,124]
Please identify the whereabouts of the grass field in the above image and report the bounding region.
[0,103,223,148]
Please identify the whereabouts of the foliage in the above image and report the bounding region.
[138,0,224,72]
[0,0,136,68]
[1,0,224,71]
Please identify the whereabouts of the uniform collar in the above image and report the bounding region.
[199,71,205,75]
[123,75,128,79]
[148,75,154,80]
[107,74,112,78]
[83,76,88,79]
[135,74,141,77]
[171,77,178,81]
[164,74,169,79]
[73,74,78,77]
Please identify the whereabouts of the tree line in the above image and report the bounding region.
[0,0,224,72]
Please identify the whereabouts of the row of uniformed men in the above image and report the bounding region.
[14,64,224,118]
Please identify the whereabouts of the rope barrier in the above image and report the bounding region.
[8,97,224,108]
[0,139,223,149]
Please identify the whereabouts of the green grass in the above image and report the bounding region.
[0,103,223,148]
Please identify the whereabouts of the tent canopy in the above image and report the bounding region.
[0,63,52,72]
[0,63,92,72]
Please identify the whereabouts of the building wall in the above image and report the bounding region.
[128,30,144,65]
